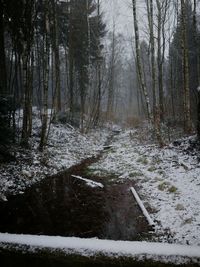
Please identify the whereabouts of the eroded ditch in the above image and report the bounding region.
[0,135,158,266]
[0,154,151,240]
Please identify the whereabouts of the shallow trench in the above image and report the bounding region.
[0,135,158,266]
[0,153,151,240]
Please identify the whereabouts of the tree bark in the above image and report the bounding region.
[146,0,156,120]
[39,0,50,151]
[106,30,115,120]
[132,0,153,122]
[181,0,192,133]
[52,0,61,114]
[0,0,7,95]
[156,0,164,122]
[69,1,74,121]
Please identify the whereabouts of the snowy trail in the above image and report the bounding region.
[0,233,200,264]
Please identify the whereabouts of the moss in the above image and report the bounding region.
[137,157,149,165]
[168,186,177,193]
[158,182,169,191]
[147,166,157,172]
[129,171,143,178]
[175,204,185,211]
[158,181,177,194]
[158,170,165,175]
[183,218,193,225]
[83,167,95,177]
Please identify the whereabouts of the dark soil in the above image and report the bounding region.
[1,248,200,267]
[0,154,151,240]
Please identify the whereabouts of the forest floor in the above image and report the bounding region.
[0,115,200,265]
[89,126,200,247]
[0,110,110,201]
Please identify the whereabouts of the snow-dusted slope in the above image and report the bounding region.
[90,129,200,246]
[0,115,109,200]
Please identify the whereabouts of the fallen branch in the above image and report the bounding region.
[130,187,154,227]
[71,175,104,188]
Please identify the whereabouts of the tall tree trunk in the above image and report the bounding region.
[21,1,35,146]
[156,0,164,122]
[193,0,200,139]
[132,0,153,122]
[69,2,74,121]
[146,0,156,120]
[21,47,30,146]
[181,0,192,133]
[53,0,61,114]
[106,30,115,119]
[39,0,50,151]
[0,0,7,95]
[94,0,101,126]
[28,51,34,137]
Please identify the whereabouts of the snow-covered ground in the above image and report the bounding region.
[90,129,200,246]
[0,113,110,201]
[1,117,200,262]
[0,233,199,265]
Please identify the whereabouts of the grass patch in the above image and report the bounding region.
[147,166,157,172]
[158,181,170,191]
[175,204,185,211]
[83,168,95,177]
[183,218,193,225]
[157,170,165,175]
[136,156,149,165]
[158,182,178,194]
[129,171,143,178]
[168,186,177,193]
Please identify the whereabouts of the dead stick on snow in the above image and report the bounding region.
[130,187,154,227]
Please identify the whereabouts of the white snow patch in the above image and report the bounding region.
[71,175,104,188]
[0,233,200,264]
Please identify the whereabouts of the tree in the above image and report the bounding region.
[51,0,61,114]
[132,0,153,122]
[39,0,50,151]
[167,1,198,132]
[21,0,36,146]
[156,0,169,122]
[181,0,192,133]
[0,0,7,96]
[146,0,156,120]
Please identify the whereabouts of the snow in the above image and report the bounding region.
[71,175,104,188]
[130,187,154,226]
[90,129,200,246]
[0,233,200,264]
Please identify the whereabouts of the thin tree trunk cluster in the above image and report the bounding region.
[132,0,199,142]
[0,0,106,151]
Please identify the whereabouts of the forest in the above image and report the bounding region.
[0,0,200,266]
[0,0,200,151]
